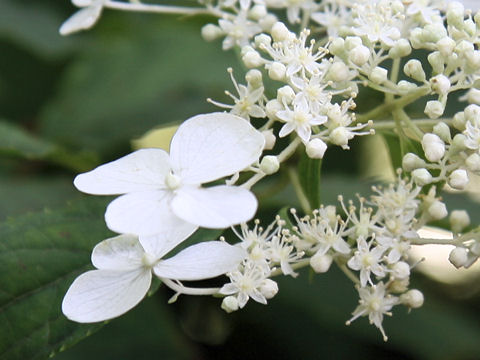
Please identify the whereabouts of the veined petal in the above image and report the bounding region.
[74,149,170,195]
[169,113,264,184]
[105,190,185,236]
[62,269,151,323]
[139,222,198,259]
[92,234,144,271]
[154,241,246,280]
[171,185,257,228]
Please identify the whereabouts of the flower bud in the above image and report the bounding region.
[397,80,417,93]
[242,51,263,68]
[466,88,480,104]
[428,200,448,220]
[266,99,282,119]
[400,289,424,308]
[260,155,280,174]
[329,38,345,56]
[448,169,469,190]
[328,62,350,82]
[389,278,409,293]
[433,122,451,142]
[430,74,451,95]
[389,38,411,58]
[259,14,277,32]
[449,209,470,233]
[451,133,468,151]
[402,153,426,171]
[424,100,444,119]
[412,168,433,186]
[329,127,353,148]
[464,104,480,122]
[271,22,290,42]
[201,24,223,41]
[306,138,327,159]
[369,66,388,84]
[310,253,333,273]
[436,37,456,57]
[349,45,370,66]
[262,129,276,150]
[344,36,362,50]
[446,1,465,29]
[249,4,267,20]
[466,153,480,172]
[391,261,410,280]
[452,111,466,131]
[427,51,445,74]
[404,59,426,82]
[277,85,295,103]
[246,69,263,88]
[255,34,271,48]
[221,296,239,313]
[260,279,279,299]
[449,247,468,268]
[268,61,286,80]
[422,133,445,162]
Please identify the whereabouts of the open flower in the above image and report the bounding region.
[74,112,265,236]
[62,227,246,323]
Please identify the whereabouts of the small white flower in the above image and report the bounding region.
[62,229,245,322]
[347,237,386,287]
[74,113,265,236]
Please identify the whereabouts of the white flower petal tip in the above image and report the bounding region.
[170,112,265,184]
[172,185,258,228]
[62,269,152,323]
[59,3,103,36]
[154,241,246,280]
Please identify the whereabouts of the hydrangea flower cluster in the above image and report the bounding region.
[60,0,480,342]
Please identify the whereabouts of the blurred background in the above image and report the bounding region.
[1,1,480,359]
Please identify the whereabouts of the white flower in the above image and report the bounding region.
[59,0,105,36]
[62,229,246,322]
[347,237,386,287]
[74,113,265,236]
[218,12,262,50]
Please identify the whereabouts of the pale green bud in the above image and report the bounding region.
[201,24,223,41]
[436,37,456,57]
[404,59,426,82]
[449,247,468,268]
[243,51,263,68]
[246,69,263,88]
[221,296,239,313]
[306,138,327,159]
[450,209,470,233]
[369,66,388,84]
[400,289,424,308]
[310,253,333,273]
[424,100,444,119]
[412,168,433,186]
[260,155,280,174]
[389,38,412,58]
[268,61,286,80]
[428,200,448,220]
[402,153,426,171]
[466,153,480,172]
[260,279,278,299]
[430,74,451,95]
[328,62,350,82]
[433,122,451,142]
[271,22,290,42]
[349,45,371,66]
[452,111,466,131]
[448,169,469,190]
[427,51,445,74]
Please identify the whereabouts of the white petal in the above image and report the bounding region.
[59,5,102,36]
[105,190,188,236]
[91,234,144,270]
[74,149,170,195]
[169,113,264,184]
[62,269,151,323]
[171,185,257,228]
[154,241,245,280]
[139,222,197,259]
[72,0,93,6]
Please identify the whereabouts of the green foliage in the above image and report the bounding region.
[298,151,322,210]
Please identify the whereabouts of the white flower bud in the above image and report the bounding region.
[329,127,353,148]
[412,168,433,186]
[254,34,271,48]
[402,153,426,171]
[389,278,409,293]
[306,138,328,159]
[450,209,470,233]
[449,247,468,268]
[242,51,263,68]
[424,100,444,119]
[448,169,469,190]
[249,4,267,20]
[452,111,466,131]
[391,261,410,280]
[349,45,370,66]
[455,40,474,55]
[221,296,239,313]
[433,122,451,142]
[328,62,350,82]
[329,38,345,56]
[271,22,290,42]
[259,14,277,32]
[277,85,295,103]
[436,37,456,57]
[260,279,278,299]
[262,129,276,150]
[464,19,476,36]
[241,45,255,56]
[201,24,223,42]
[466,153,480,171]
[266,99,283,119]
[404,59,426,82]
[446,1,465,29]
[428,200,448,220]
[422,133,445,162]
[310,253,333,273]
[427,51,445,74]
[466,88,480,104]
[422,23,448,43]
[389,38,411,58]
[345,36,362,50]
[430,74,451,95]
[260,155,280,174]
[268,61,286,80]
[400,289,424,308]
[397,80,417,93]
[246,69,263,88]
[464,104,480,122]
[466,50,480,70]
[369,66,388,84]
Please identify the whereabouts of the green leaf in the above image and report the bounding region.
[380,130,423,171]
[0,120,98,171]
[0,198,112,360]
[298,152,322,210]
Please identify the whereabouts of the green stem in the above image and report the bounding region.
[288,167,312,214]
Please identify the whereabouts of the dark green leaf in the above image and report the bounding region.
[298,151,322,210]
